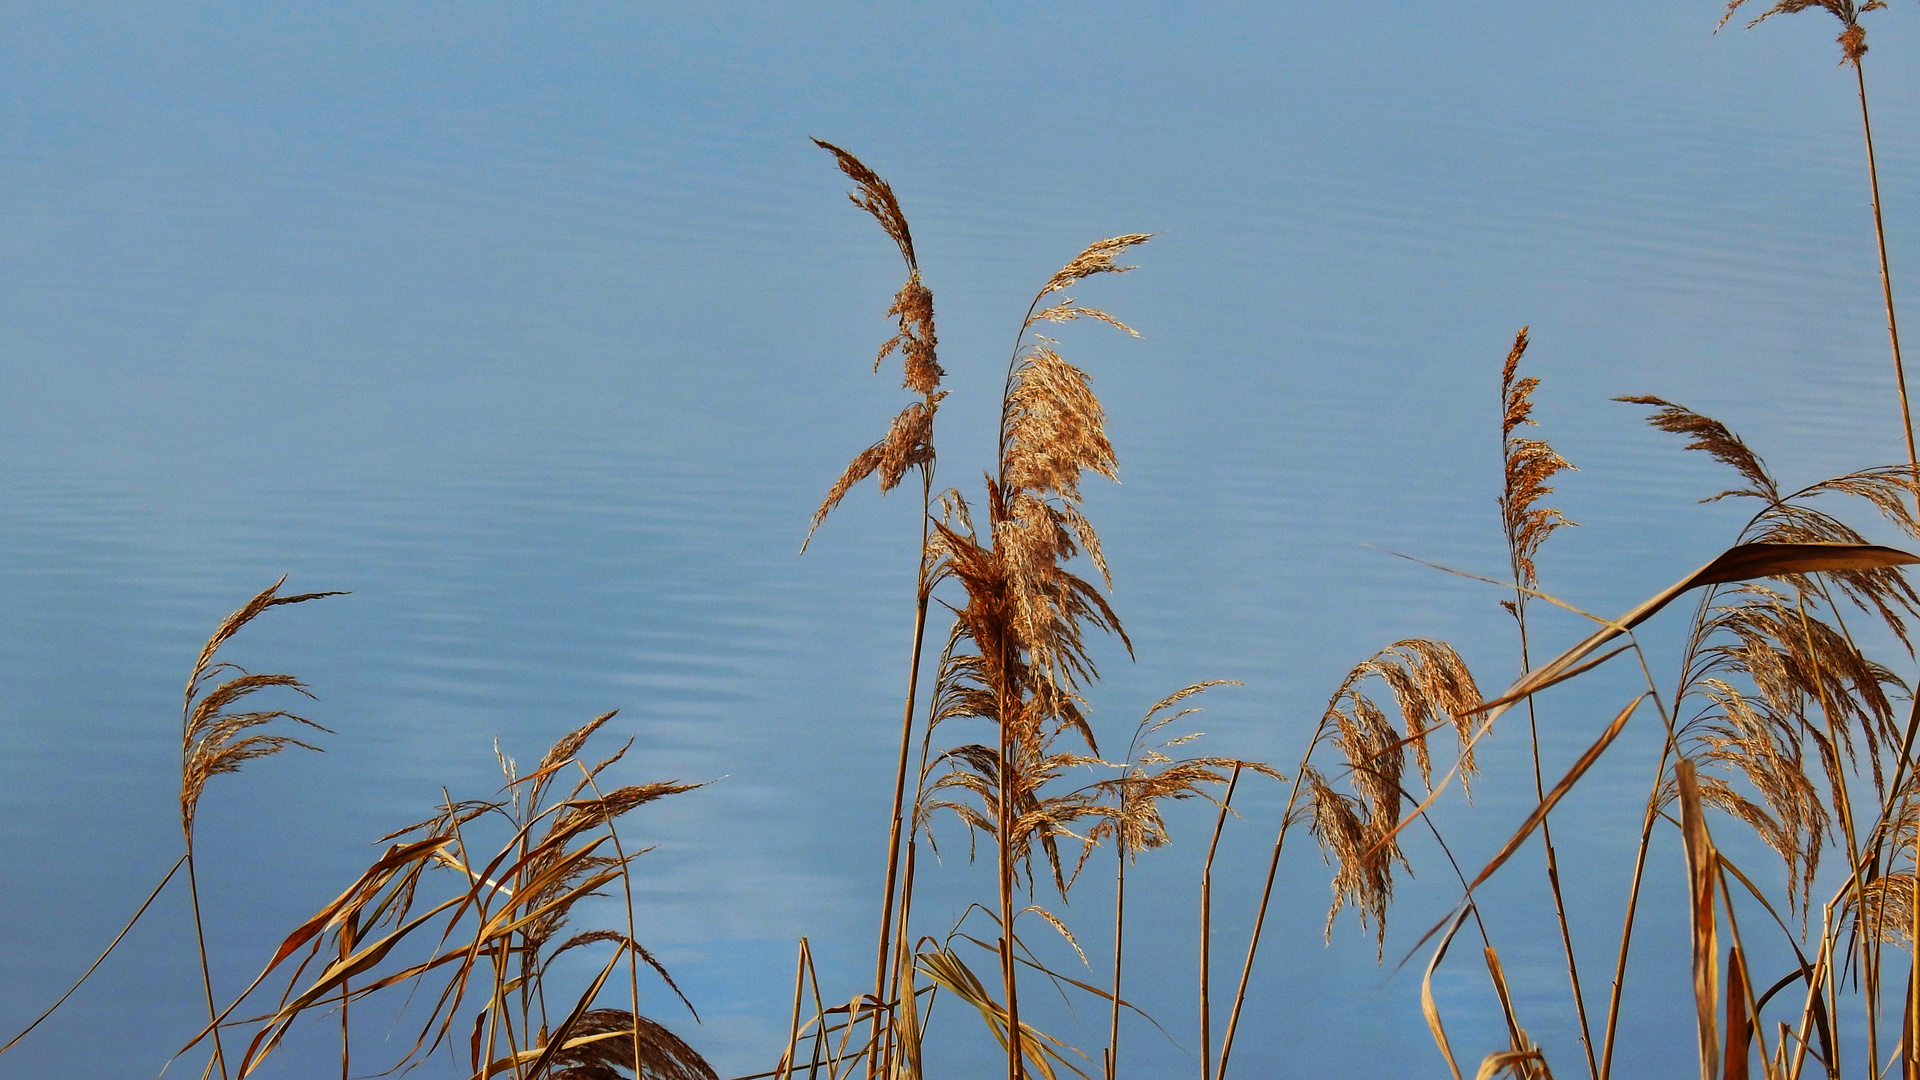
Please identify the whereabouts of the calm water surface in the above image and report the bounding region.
[5,4,1920,1077]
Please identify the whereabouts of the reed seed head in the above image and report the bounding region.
[1499,328,1576,592]
[1719,0,1885,65]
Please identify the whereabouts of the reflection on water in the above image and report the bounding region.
[6,4,1920,1078]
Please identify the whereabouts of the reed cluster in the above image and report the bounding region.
[8,5,1920,1078]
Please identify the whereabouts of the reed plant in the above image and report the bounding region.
[13,10,1920,1077]
[195,709,714,1080]
[1,584,713,1080]
[1369,354,1920,1079]
[1720,0,1918,501]
[0,579,341,1073]
[798,146,1292,1080]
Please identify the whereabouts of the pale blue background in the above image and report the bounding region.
[4,3,1919,1077]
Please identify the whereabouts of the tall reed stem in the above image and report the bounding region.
[999,684,1024,1080]
[872,467,937,1075]
[1513,603,1598,1080]
[1599,738,1674,1080]
[183,834,230,1080]
[1106,842,1126,1080]
[1217,721,1327,1080]
[1854,59,1919,516]
[1199,767,1242,1080]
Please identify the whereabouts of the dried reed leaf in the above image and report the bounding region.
[1483,947,1534,1067]
[1726,945,1751,1080]
[1421,906,1472,1080]
[1475,1049,1552,1080]
[1464,695,1642,894]
[913,948,1090,1080]
[1466,543,1917,721]
[1677,759,1722,1080]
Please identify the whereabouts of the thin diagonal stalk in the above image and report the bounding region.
[999,681,1024,1080]
[1855,59,1919,518]
[577,763,647,1080]
[778,939,809,1080]
[184,834,231,1080]
[886,657,948,1079]
[0,854,185,1056]
[1794,596,1875,1072]
[1216,720,1328,1080]
[1599,737,1675,1080]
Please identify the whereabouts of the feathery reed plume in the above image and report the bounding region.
[806,141,950,1076]
[916,235,1148,1080]
[1719,0,1919,518]
[803,139,944,548]
[1214,639,1477,1080]
[1499,328,1576,596]
[1305,642,1481,955]
[212,715,708,1080]
[1494,328,1595,1080]
[179,578,341,1080]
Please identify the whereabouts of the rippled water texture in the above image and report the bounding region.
[6,4,1920,1077]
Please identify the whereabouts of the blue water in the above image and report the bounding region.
[5,3,1920,1077]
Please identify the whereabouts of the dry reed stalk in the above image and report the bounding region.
[0,853,187,1057]
[177,578,342,1080]
[805,141,949,1077]
[776,939,810,1080]
[1496,327,1598,1080]
[1720,0,1919,519]
[915,234,1155,1080]
[209,714,710,1080]
[1077,683,1261,1080]
[1598,739,1676,1080]
[1198,766,1241,1080]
